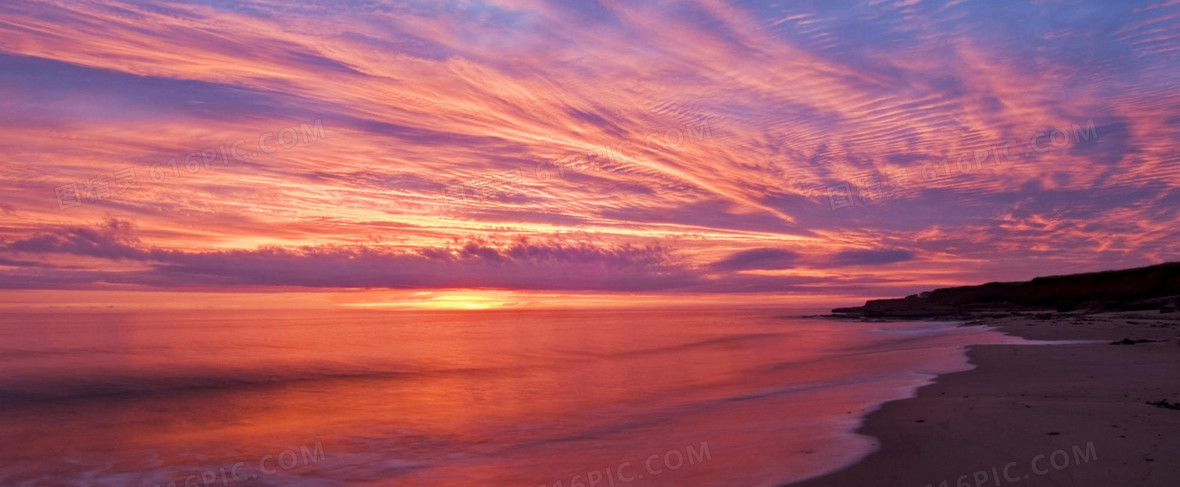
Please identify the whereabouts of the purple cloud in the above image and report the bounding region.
[0,220,908,296]
[828,249,916,267]
[710,248,799,271]
[5,219,148,260]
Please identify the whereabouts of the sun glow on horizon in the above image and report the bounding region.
[340,290,522,310]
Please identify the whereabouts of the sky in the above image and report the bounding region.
[0,0,1178,310]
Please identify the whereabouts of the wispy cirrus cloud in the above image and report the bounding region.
[0,0,1177,304]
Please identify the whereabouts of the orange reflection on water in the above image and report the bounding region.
[0,309,1024,486]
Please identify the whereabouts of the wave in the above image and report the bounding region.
[587,332,790,359]
[0,364,509,405]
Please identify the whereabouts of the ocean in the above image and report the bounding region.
[0,308,1027,486]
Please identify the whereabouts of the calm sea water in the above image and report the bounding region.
[0,308,1026,486]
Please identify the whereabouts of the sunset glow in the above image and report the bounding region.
[1,0,1177,308]
[2,3,1179,487]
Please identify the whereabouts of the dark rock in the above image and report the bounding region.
[832,262,1180,319]
[1146,400,1180,410]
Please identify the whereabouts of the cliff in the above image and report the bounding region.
[833,262,1180,318]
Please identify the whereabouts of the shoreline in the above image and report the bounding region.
[787,311,1180,487]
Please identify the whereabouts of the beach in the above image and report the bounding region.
[791,311,1180,487]
[3,307,1177,486]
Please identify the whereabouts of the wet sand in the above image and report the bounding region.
[789,311,1180,487]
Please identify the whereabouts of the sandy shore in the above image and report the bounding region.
[789,311,1180,487]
